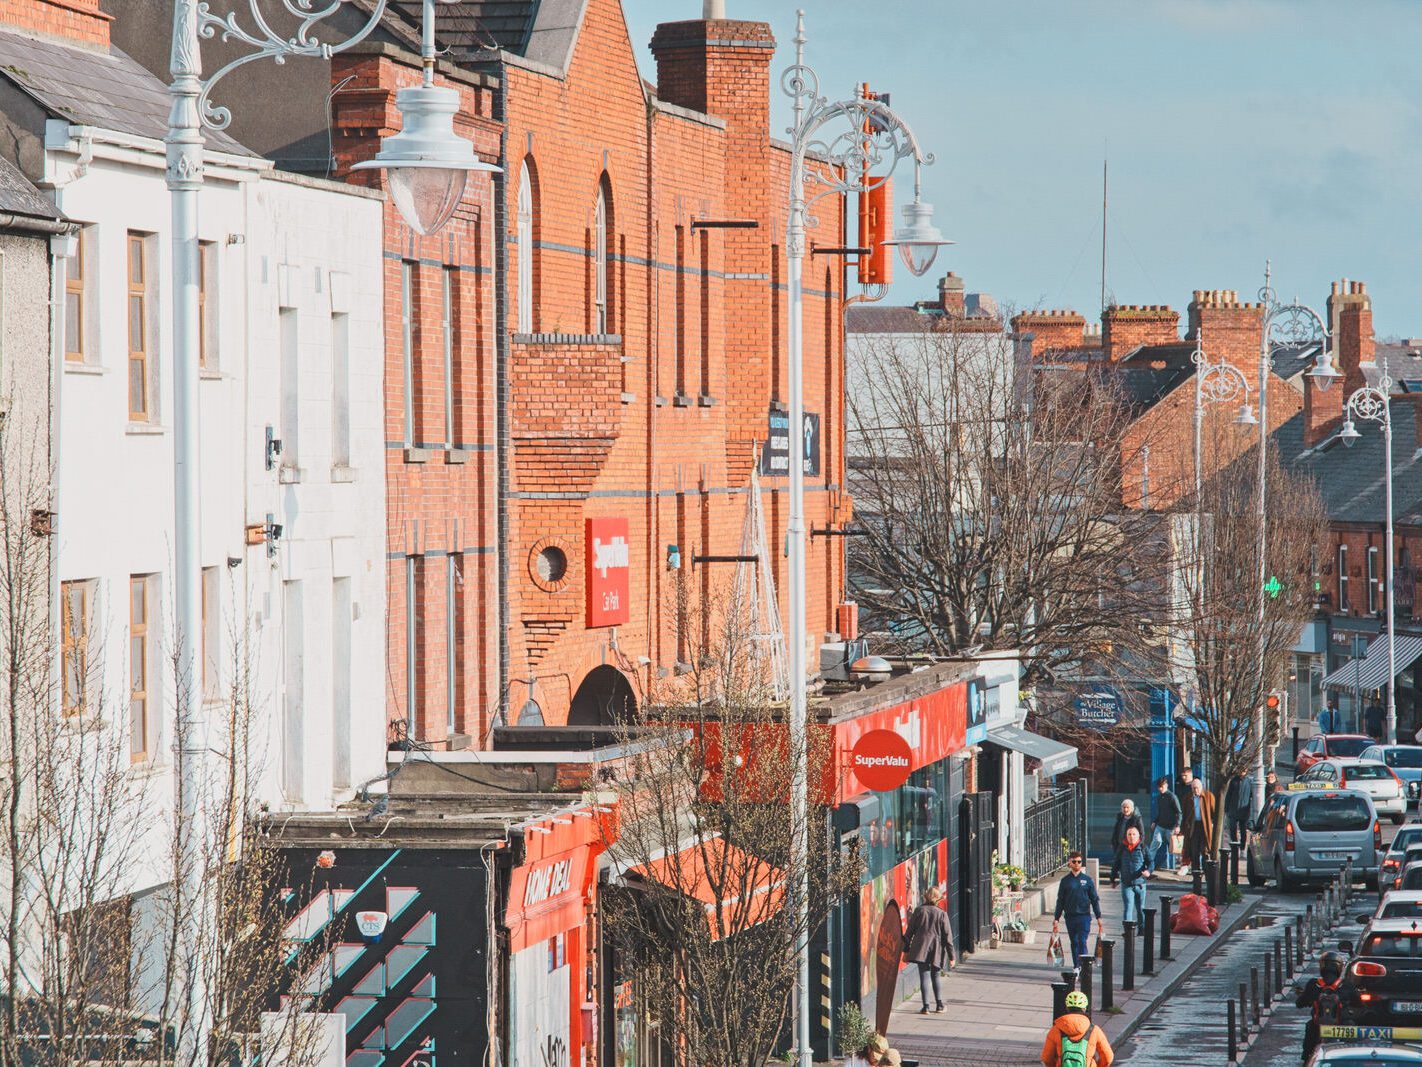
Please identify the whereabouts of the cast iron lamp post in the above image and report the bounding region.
[1337,375,1397,745]
[165,0,492,1055]
[781,12,945,1065]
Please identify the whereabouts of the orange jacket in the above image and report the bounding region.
[1041,1013,1114,1067]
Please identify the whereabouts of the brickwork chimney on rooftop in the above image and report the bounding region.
[0,0,111,48]
[938,271,965,316]
[1012,309,1089,357]
[1187,289,1263,374]
[1305,280,1373,448]
[1101,304,1179,361]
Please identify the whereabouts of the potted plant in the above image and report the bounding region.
[834,1003,875,1065]
[993,862,1026,892]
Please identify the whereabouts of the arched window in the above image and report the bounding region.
[516,160,535,334]
[594,175,613,334]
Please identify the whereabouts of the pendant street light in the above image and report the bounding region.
[165,0,479,1057]
[1338,375,1397,744]
[352,0,500,234]
[781,13,939,1065]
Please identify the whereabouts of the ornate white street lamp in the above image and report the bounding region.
[1338,374,1397,745]
[781,12,940,1065]
[165,0,490,1055]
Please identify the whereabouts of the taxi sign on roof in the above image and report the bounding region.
[1320,1024,1422,1042]
[1288,781,1347,792]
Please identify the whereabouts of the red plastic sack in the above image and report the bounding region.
[1170,893,1216,935]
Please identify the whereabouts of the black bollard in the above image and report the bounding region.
[1293,725,1300,763]
[1230,845,1241,887]
[1203,858,1217,905]
[1306,904,1316,949]
[1240,981,1250,1034]
[1228,997,1239,1064]
[1285,926,1294,978]
[1052,981,1069,1021]
[1161,895,1174,960]
[1061,968,1078,992]
[1079,958,1095,1018]
[1194,867,1205,898]
[1275,938,1285,996]
[1295,914,1305,964]
[1143,907,1157,975]
[1122,921,1136,991]
[1264,955,1274,1008]
[1251,965,1260,1026]
[1100,939,1115,1012]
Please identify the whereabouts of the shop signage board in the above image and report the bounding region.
[760,406,821,477]
[834,681,966,803]
[851,729,914,792]
[585,517,630,627]
[1073,686,1123,732]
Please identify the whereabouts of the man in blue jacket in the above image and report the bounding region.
[1051,851,1103,970]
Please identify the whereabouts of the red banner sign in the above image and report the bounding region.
[585,518,630,627]
[851,729,914,792]
[833,681,966,803]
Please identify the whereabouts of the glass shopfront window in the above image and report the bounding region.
[861,759,951,880]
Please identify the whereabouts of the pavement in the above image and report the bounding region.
[883,865,1265,1067]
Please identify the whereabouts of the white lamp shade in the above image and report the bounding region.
[1307,352,1342,392]
[352,84,499,236]
[1339,419,1360,447]
[1235,403,1258,426]
[882,200,953,277]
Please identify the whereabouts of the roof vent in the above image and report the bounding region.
[849,655,892,681]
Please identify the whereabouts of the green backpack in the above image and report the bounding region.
[1060,1030,1091,1067]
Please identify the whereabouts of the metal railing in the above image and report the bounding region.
[1023,780,1087,883]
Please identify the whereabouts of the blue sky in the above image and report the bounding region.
[622,0,1422,337]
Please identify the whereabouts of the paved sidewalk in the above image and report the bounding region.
[883,869,1265,1067]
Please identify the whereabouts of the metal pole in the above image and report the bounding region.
[1160,895,1173,960]
[1239,981,1249,1034]
[1227,998,1238,1065]
[1264,954,1273,1008]
[1052,982,1069,1021]
[1274,939,1284,997]
[1122,921,1135,991]
[1142,907,1156,975]
[786,21,811,1058]
[1251,965,1260,1026]
[1079,957,1094,1017]
[1099,940,1115,1011]
[166,4,209,1060]
[1285,925,1294,978]
[1385,413,1397,744]
[1254,309,1270,816]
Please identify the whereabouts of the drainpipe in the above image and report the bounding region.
[644,98,658,680]
[493,64,511,730]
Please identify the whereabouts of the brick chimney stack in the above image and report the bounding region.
[1187,289,1263,374]
[938,272,965,316]
[1101,304,1179,361]
[650,17,774,132]
[0,0,111,48]
[1012,309,1088,357]
[1304,280,1373,448]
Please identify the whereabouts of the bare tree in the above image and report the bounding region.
[846,320,1170,692]
[601,581,861,1067]
[1169,425,1327,859]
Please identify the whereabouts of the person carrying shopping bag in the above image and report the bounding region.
[1051,852,1102,971]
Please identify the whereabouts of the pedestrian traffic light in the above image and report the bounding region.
[1266,693,1281,710]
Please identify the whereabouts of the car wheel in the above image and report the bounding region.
[1246,850,1266,888]
[1392,813,1405,825]
[1275,859,1294,894]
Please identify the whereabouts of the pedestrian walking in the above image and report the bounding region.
[1051,852,1102,970]
[1108,799,1144,885]
[1366,698,1385,742]
[1265,769,1281,795]
[903,885,955,1014]
[1223,772,1252,849]
[1114,825,1152,927]
[1147,776,1181,872]
[1040,990,1114,1067]
[1180,778,1216,872]
[1318,703,1336,736]
[1175,768,1196,875]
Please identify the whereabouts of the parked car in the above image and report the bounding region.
[1300,735,1382,775]
[1381,828,1422,887]
[1360,891,1422,924]
[1346,918,1422,1024]
[1397,861,1422,892]
[1363,745,1422,808]
[1247,785,1382,891]
[1309,1044,1422,1066]
[1300,759,1408,823]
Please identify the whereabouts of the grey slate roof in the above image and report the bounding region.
[1276,402,1422,526]
[381,0,587,71]
[0,155,59,220]
[0,26,248,154]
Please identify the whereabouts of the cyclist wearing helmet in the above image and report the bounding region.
[1295,951,1348,1064]
[1041,990,1114,1067]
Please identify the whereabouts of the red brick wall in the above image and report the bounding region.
[0,0,110,46]
[1187,289,1263,375]
[1102,305,1179,360]
[1306,281,1373,447]
[1012,309,1087,357]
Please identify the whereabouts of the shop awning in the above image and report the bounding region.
[629,837,784,939]
[986,725,1078,777]
[1322,634,1422,693]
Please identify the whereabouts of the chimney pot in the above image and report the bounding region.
[704,0,725,16]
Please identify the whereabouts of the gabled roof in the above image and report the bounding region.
[0,26,248,154]
[381,0,587,72]
[0,155,59,221]
[1275,401,1422,526]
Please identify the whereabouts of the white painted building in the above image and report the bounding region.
[0,16,387,910]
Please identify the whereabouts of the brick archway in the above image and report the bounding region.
[568,665,636,727]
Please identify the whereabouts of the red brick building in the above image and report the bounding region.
[332,0,850,742]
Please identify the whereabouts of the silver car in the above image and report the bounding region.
[1301,759,1408,823]
[1247,785,1381,891]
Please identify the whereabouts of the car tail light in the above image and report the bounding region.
[1385,857,1401,871]
[1341,771,1349,787]
[1359,992,1375,1002]
[1392,769,1405,789]
[1353,961,1388,978]
[1286,820,1296,851]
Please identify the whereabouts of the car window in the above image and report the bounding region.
[1331,738,1373,758]
[1363,932,1422,956]
[1381,899,1422,919]
[1386,748,1422,769]
[1397,828,1422,851]
[1307,738,1322,753]
[1404,867,1422,890]
[1294,795,1372,831]
[1346,764,1395,780]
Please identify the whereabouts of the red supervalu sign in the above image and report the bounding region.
[585,517,630,627]
[851,729,914,792]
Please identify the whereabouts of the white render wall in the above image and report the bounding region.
[47,124,386,897]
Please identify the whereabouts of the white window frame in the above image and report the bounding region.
[447,554,460,735]
[594,184,608,335]
[1368,545,1380,614]
[442,267,455,449]
[401,260,415,446]
[1338,543,1349,613]
[517,162,533,334]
